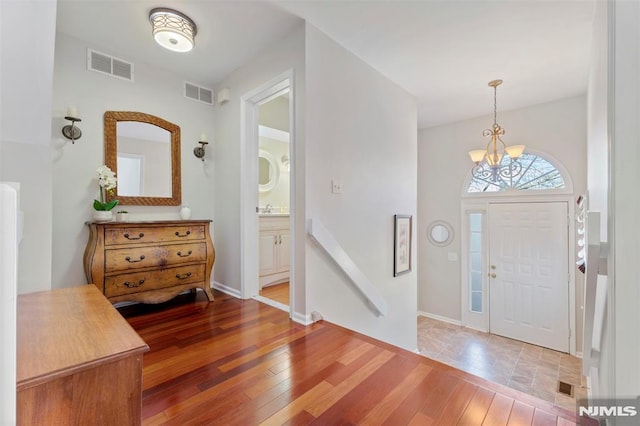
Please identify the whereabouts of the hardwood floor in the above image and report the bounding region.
[120,290,594,425]
[260,282,290,305]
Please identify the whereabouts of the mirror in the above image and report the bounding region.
[258,149,279,192]
[427,221,454,247]
[104,111,181,206]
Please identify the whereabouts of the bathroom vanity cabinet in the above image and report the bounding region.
[258,215,290,287]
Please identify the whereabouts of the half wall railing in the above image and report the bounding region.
[308,219,388,317]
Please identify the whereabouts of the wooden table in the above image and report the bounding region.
[16,285,149,425]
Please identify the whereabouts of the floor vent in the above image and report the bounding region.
[184,82,214,105]
[557,380,574,397]
[87,49,134,82]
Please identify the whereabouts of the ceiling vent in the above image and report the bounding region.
[184,82,214,105]
[87,49,134,82]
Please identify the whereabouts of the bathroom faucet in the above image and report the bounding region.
[265,204,272,213]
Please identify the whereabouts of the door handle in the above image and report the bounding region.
[489,272,497,278]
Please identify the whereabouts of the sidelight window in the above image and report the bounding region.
[469,213,483,313]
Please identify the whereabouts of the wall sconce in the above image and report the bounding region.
[194,133,208,161]
[61,107,82,143]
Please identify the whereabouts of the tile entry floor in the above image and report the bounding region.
[417,316,587,411]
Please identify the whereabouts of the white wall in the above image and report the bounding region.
[418,96,587,324]
[0,0,57,294]
[51,33,216,288]
[586,0,611,399]
[304,25,418,351]
[258,137,290,211]
[586,0,640,400]
[608,0,640,399]
[213,25,305,312]
[258,95,290,211]
[0,183,18,425]
[260,96,289,132]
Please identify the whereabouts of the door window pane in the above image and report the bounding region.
[471,292,482,313]
[469,213,483,313]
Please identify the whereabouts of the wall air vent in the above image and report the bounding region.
[87,49,134,82]
[184,82,214,105]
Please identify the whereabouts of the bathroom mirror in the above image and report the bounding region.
[427,220,454,247]
[258,149,279,192]
[104,111,181,206]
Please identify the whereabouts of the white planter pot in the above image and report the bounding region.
[180,206,192,220]
[93,210,113,222]
[116,212,129,222]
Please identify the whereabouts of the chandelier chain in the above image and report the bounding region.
[493,83,497,125]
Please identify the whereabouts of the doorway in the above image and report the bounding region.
[257,93,291,309]
[240,71,294,315]
[488,202,569,352]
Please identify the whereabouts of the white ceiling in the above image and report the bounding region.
[56,0,595,128]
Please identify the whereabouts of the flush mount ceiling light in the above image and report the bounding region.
[149,8,197,53]
[468,79,525,183]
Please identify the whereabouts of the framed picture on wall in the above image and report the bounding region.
[394,214,412,276]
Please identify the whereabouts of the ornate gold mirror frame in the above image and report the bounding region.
[104,111,181,206]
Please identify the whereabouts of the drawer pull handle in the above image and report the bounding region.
[123,233,144,240]
[176,272,192,279]
[177,250,193,257]
[124,279,145,288]
[175,230,191,238]
[125,255,146,263]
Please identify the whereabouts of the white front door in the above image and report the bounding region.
[489,202,569,352]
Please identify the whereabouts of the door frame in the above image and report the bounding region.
[460,193,577,355]
[240,70,295,315]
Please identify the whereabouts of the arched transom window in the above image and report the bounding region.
[466,152,566,193]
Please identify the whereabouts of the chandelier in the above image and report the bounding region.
[149,8,197,53]
[468,80,525,182]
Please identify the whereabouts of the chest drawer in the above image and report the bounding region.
[105,242,206,273]
[104,225,205,245]
[104,264,206,297]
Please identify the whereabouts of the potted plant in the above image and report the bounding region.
[116,210,129,222]
[93,165,118,222]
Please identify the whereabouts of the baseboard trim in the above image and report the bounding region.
[417,310,462,326]
[291,311,313,325]
[212,281,242,299]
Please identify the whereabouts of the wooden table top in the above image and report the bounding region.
[17,285,148,390]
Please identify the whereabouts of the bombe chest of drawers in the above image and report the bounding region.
[84,220,215,304]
